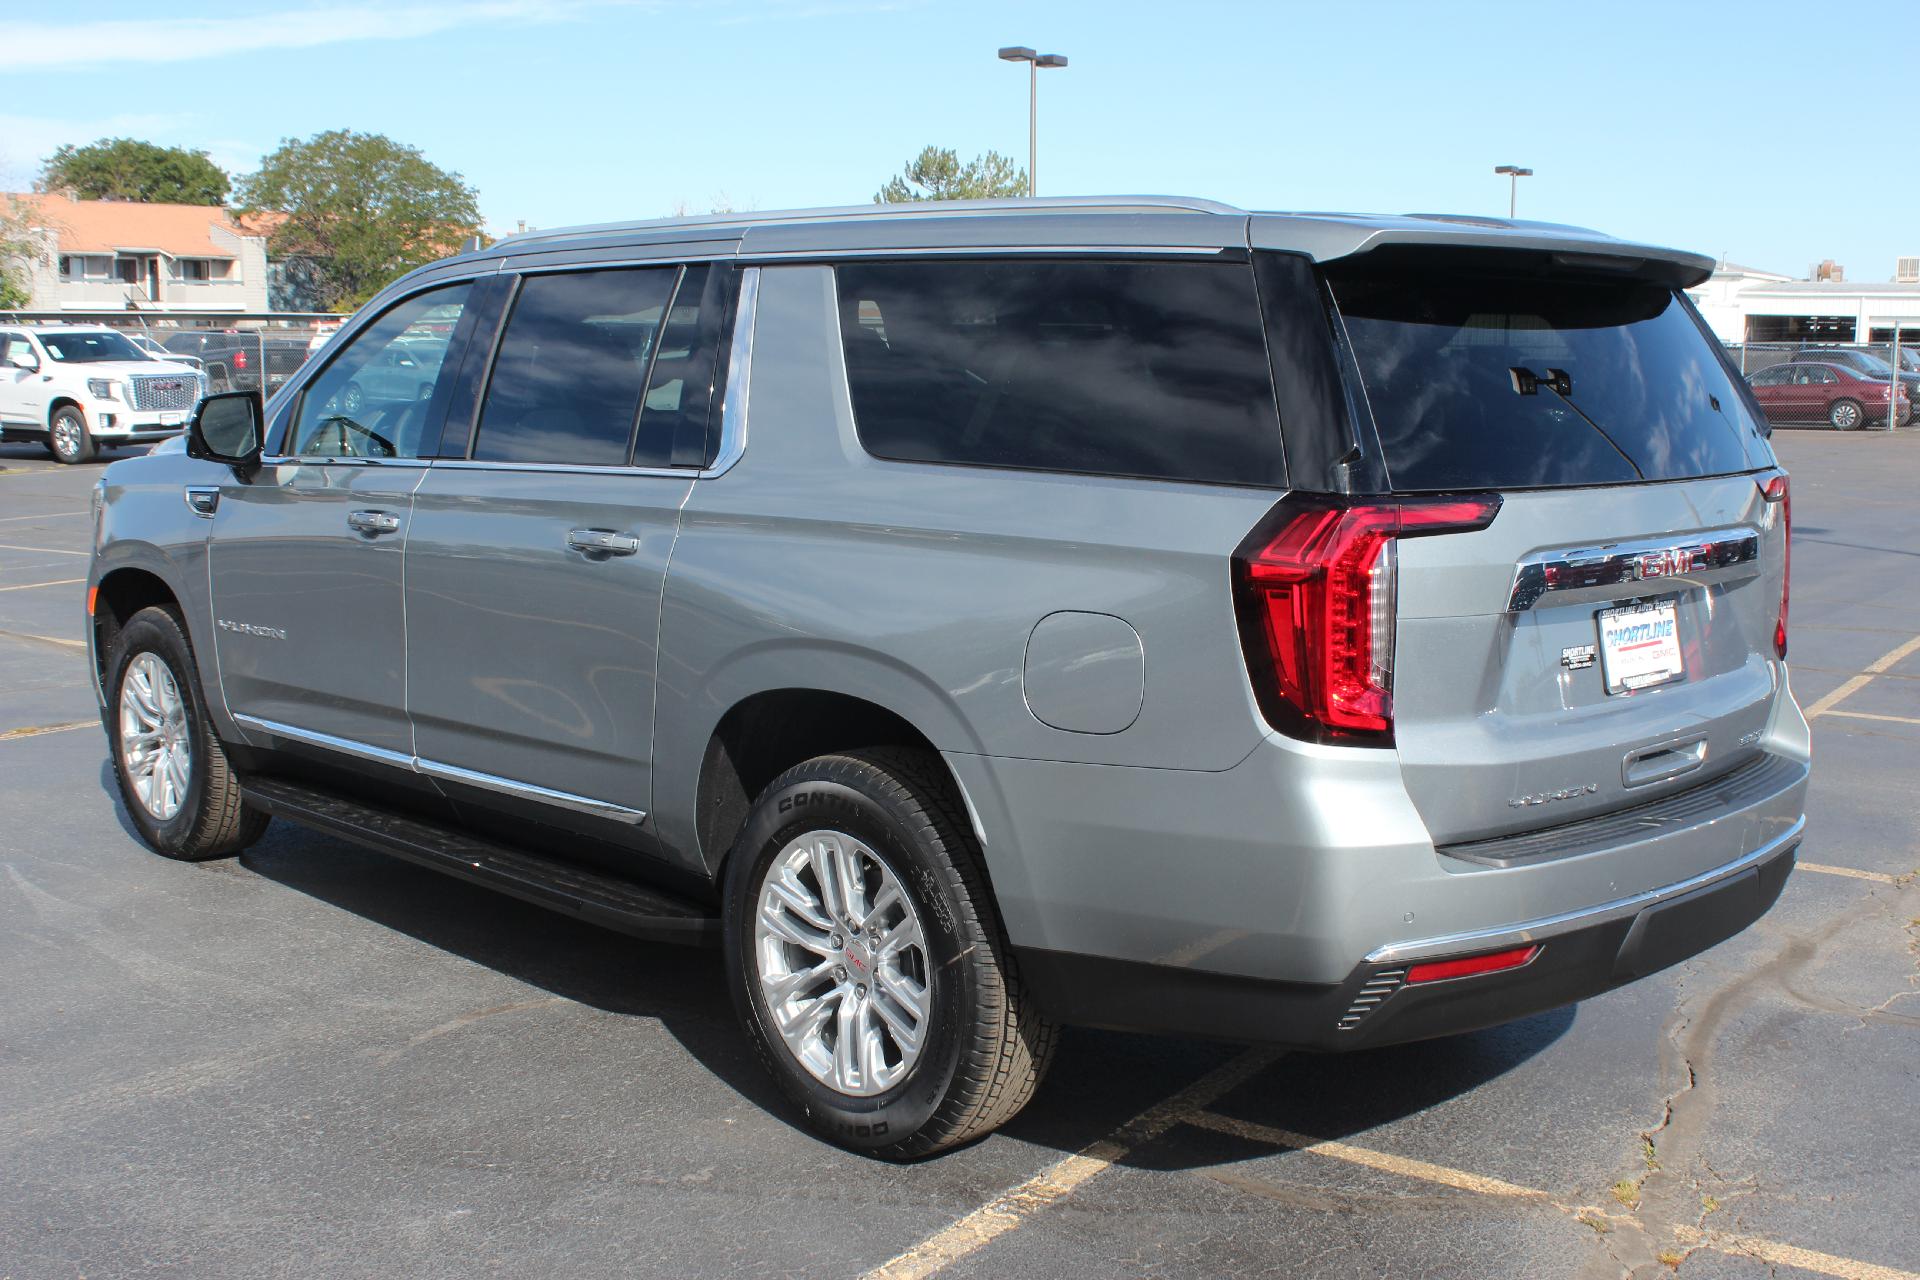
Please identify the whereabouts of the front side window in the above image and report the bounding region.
[472,267,678,466]
[835,258,1285,487]
[286,282,473,459]
[1748,366,1787,387]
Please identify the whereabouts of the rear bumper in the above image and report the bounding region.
[1013,821,1798,1049]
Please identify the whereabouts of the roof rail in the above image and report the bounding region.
[492,195,1247,249]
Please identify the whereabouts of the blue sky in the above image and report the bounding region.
[3,0,1912,280]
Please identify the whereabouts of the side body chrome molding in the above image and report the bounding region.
[230,714,647,825]
[1507,525,1761,611]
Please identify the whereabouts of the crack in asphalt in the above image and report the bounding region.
[1578,889,1898,1279]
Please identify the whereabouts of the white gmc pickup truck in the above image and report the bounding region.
[0,325,206,463]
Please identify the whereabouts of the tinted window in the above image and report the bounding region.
[1747,366,1787,387]
[835,259,1284,486]
[288,283,473,459]
[1328,258,1769,491]
[474,267,677,466]
[40,330,144,363]
[632,264,727,469]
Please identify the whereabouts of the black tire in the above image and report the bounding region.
[1829,398,1863,430]
[48,405,95,464]
[722,747,1056,1159]
[105,605,269,861]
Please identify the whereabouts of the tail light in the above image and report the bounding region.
[233,349,249,369]
[1759,471,1789,659]
[1232,494,1502,743]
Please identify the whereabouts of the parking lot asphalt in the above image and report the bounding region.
[1,431,1915,1280]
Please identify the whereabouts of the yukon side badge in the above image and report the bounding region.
[1561,644,1596,671]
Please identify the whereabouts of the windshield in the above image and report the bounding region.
[39,330,146,363]
[1327,259,1771,491]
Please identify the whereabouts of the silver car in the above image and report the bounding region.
[86,197,1808,1157]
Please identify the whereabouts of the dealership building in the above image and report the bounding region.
[1688,260,1920,348]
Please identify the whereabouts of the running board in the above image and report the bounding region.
[240,776,719,945]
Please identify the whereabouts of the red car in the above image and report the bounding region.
[1746,361,1910,429]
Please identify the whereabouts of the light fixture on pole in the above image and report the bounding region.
[1494,165,1533,219]
[998,46,1069,196]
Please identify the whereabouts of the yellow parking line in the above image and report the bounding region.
[1186,1110,1548,1199]
[0,720,95,742]
[0,577,84,594]
[1675,1227,1920,1280]
[1804,634,1920,719]
[1800,861,1905,885]
[1822,709,1920,727]
[1187,1111,1920,1280]
[0,629,86,651]
[859,1047,1283,1280]
[0,509,86,523]
[0,541,88,557]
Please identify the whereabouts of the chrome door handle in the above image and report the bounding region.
[567,528,640,557]
[347,509,401,536]
[183,486,220,517]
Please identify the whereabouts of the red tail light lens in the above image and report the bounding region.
[1759,471,1789,659]
[1406,944,1541,985]
[1232,494,1502,742]
[233,349,249,369]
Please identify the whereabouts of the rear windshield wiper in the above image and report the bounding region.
[1509,365,1645,480]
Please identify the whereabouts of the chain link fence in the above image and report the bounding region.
[1727,338,1917,432]
[0,311,344,399]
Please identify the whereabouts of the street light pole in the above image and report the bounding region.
[999,46,1069,196]
[1494,164,1533,218]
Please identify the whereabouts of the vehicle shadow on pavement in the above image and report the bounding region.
[95,758,1573,1168]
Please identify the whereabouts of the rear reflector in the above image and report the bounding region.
[1405,944,1541,985]
[1232,494,1501,742]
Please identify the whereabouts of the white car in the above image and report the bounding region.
[0,325,207,463]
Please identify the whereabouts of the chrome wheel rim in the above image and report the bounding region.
[119,652,191,820]
[52,416,81,458]
[1834,402,1860,429]
[753,829,931,1097]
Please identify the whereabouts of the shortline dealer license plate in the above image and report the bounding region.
[1597,598,1683,694]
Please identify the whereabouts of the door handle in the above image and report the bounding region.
[347,509,401,536]
[567,528,640,557]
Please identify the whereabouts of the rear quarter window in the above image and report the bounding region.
[834,258,1285,487]
[1327,255,1771,491]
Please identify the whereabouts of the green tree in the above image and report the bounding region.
[873,146,1027,203]
[41,138,230,205]
[234,130,482,311]
[0,196,39,309]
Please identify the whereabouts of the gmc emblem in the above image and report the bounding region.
[154,380,182,391]
[1636,548,1696,580]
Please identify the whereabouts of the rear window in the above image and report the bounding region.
[1327,258,1770,491]
[835,259,1285,487]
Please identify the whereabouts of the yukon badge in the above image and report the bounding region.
[1508,782,1599,809]
[217,619,288,641]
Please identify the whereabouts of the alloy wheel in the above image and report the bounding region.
[752,829,931,1097]
[119,651,192,820]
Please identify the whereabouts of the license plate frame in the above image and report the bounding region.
[1596,597,1684,695]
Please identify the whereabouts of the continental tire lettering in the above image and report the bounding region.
[917,867,957,935]
[833,1118,889,1137]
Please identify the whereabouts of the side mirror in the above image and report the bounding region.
[187,390,264,474]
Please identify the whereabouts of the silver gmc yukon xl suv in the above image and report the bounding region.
[86,197,1809,1157]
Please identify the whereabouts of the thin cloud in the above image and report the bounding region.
[1,2,648,71]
